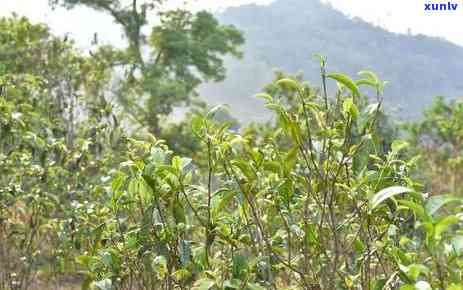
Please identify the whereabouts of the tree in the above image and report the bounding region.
[0,16,119,149]
[51,0,244,135]
[408,96,463,195]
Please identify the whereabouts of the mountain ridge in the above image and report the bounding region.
[199,0,463,122]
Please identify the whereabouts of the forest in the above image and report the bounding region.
[1,0,463,290]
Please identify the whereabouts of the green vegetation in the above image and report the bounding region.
[52,0,244,135]
[408,97,463,196]
[1,2,463,290]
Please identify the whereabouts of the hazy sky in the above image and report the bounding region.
[323,0,463,46]
[1,0,463,47]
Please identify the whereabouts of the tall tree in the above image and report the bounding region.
[51,0,244,135]
[0,16,118,148]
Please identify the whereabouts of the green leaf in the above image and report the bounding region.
[75,255,91,267]
[212,189,235,218]
[398,200,429,222]
[391,140,409,154]
[421,222,435,242]
[435,216,459,239]
[425,194,462,216]
[370,186,414,210]
[255,93,273,102]
[111,172,126,193]
[356,78,377,88]
[353,238,365,253]
[263,161,281,173]
[207,104,230,119]
[343,97,359,119]
[265,102,283,113]
[358,70,379,84]
[313,53,327,66]
[157,165,178,176]
[276,78,299,90]
[407,264,429,281]
[327,73,360,97]
[284,146,299,173]
[192,115,204,135]
[231,160,256,180]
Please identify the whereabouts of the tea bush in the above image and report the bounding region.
[1,58,463,289]
[65,67,463,288]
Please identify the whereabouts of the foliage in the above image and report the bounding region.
[0,16,119,148]
[407,96,463,196]
[0,7,242,288]
[3,55,462,289]
[161,99,239,162]
[0,17,124,290]
[51,0,244,135]
[66,66,463,290]
[1,5,463,290]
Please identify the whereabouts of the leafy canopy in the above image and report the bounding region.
[51,0,244,134]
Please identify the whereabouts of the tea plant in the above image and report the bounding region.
[1,33,462,288]
[0,63,122,290]
[67,61,463,290]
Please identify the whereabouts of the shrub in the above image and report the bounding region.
[2,61,462,290]
[71,63,463,289]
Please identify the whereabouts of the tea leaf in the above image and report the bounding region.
[370,186,414,210]
[327,73,360,97]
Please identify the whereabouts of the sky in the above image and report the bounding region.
[0,0,274,48]
[322,0,463,46]
[1,0,463,47]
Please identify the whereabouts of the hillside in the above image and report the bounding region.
[199,0,463,122]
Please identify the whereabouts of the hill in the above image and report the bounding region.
[199,0,463,122]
